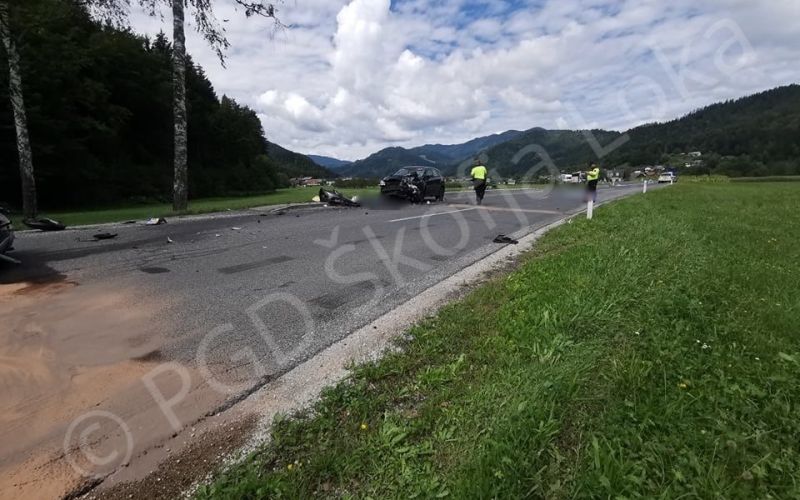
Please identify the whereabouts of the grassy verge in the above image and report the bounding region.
[8,188,376,228]
[198,183,800,499]
[679,175,731,183]
[731,175,800,183]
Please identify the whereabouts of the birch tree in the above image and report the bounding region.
[92,0,284,211]
[171,0,188,210]
[0,1,37,219]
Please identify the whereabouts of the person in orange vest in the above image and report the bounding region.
[470,158,488,205]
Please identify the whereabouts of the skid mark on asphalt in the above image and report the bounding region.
[140,266,170,274]
[48,236,167,259]
[113,244,248,275]
[309,280,388,310]
[429,254,452,262]
[347,234,386,245]
[217,255,294,274]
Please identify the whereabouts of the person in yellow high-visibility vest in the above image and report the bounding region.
[470,159,488,205]
[586,163,600,203]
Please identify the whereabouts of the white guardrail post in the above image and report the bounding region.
[643,180,648,193]
[587,199,594,220]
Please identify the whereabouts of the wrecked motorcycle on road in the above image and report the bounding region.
[318,188,361,207]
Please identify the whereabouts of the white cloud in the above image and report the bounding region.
[129,0,800,160]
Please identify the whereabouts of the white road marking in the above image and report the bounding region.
[389,207,477,223]
[445,204,561,215]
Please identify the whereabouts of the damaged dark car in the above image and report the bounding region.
[380,167,445,203]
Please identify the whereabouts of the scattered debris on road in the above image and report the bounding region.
[166,237,174,244]
[145,217,168,225]
[493,234,519,245]
[93,232,118,240]
[23,218,66,231]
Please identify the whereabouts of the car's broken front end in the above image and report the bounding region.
[380,175,423,202]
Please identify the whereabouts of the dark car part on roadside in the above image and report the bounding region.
[93,232,118,240]
[23,217,66,231]
[493,234,519,245]
[0,211,19,264]
[379,166,446,203]
[319,188,361,207]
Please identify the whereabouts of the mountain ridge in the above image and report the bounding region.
[340,130,524,178]
[267,143,337,179]
[308,154,352,171]
[341,84,800,179]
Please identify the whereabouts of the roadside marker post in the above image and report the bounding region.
[587,199,594,220]
[643,180,648,193]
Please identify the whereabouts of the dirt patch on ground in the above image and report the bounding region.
[2,278,74,297]
[0,280,188,500]
[94,414,259,500]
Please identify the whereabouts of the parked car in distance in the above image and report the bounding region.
[380,166,445,202]
[658,172,676,183]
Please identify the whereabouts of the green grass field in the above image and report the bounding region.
[8,188,376,228]
[731,175,800,183]
[196,182,800,499]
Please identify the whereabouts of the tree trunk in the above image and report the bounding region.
[171,0,188,211]
[0,1,37,219]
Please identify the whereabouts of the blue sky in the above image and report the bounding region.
[131,0,800,160]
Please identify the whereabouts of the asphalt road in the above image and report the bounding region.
[0,183,654,495]
[3,184,656,387]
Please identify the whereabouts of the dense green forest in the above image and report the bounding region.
[605,84,800,176]
[0,0,327,210]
